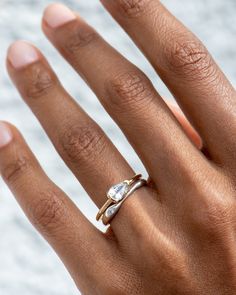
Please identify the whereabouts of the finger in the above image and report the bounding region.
[0,121,111,290]
[6,40,133,209]
[42,3,208,198]
[6,40,150,240]
[101,0,236,167]
[167,102,202,150]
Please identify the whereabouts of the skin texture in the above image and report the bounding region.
[1,1,236,294]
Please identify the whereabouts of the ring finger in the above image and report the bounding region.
[6,41,149,239]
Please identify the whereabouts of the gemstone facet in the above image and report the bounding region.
[107,181,129,202]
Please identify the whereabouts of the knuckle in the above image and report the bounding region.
[2,155,30,184]
[29,191,66,236]
[25,66,56,100]
[106,71,153,111]
[166,39,215,81]
[106,268,143,295]
[140,229,193,293]
[116,0,150,18]
[60,124,106,163]
[62,23,98,54]
[103,285,125,295]
[103,283,125,295]
[191,195,234,236]
[147,229,185,269]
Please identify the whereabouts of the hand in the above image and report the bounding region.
[1,1,236,294]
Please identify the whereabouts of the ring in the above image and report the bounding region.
[96,174,147,225]
[96,174,142,221]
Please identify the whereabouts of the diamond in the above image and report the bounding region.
[105,204,118,217]
[107,181,129,202]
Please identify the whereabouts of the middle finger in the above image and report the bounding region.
[42,3,208,197]
[101,0,236,167]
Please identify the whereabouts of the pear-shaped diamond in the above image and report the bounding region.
[107,181,129,202]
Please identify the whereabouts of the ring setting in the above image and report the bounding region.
[96,174,147,225]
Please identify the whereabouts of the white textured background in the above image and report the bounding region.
[0,0,235,294]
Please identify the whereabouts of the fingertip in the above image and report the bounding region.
[7,41,40,70]
[0,121,14,148]
[43,3,76,29]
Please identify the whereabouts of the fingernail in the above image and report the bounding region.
[43,3,76,28]
[0,122,13,148]
[7,41,39,69]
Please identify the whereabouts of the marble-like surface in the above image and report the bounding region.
[0,0,235,294]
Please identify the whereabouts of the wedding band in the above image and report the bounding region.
[96,174,147,225]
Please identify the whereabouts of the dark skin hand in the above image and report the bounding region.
[0,1,236,294]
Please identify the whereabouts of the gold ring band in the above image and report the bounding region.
[96,174,146,224]
[96,174,141,221]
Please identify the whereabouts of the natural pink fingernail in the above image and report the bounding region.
[43,3,76,28]
[0,122,13,148]
[7,41,39,69]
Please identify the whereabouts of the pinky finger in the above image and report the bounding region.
[0,121,110,290]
